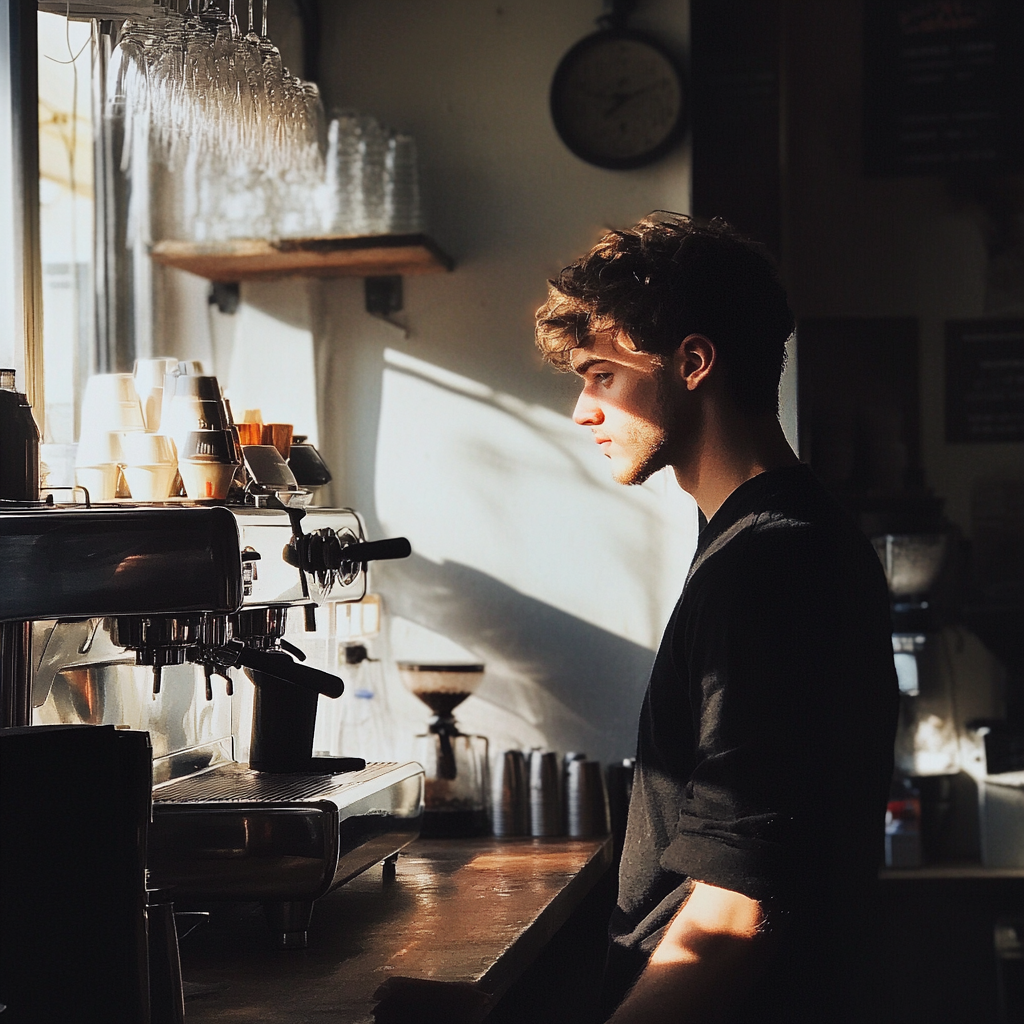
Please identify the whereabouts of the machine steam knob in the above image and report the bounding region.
[283,530,411,575]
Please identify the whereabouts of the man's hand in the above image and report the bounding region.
[607,882,764,1024]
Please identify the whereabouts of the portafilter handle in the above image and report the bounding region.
[210,639,344,698]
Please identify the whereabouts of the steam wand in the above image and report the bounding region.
[267,495,317,631]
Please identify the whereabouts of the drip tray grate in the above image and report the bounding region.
[154,762,403,804]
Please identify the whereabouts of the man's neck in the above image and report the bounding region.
[672,409,799,521]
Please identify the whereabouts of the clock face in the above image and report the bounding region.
[550,30,686,170]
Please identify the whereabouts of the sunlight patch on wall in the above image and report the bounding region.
[375,348,699,650]
[224,294,319,445]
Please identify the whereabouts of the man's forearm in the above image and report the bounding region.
[607,882,764,1024]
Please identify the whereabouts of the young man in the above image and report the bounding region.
[536,215,899,1023]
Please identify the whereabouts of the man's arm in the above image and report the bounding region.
[607,882,764,1024]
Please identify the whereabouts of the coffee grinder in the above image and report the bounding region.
[398,663,489,836]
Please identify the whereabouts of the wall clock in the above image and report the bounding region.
[550,26,687,170]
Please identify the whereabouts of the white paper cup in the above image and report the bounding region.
[75,430,126,468]
[158,372,181,442]
[120,431,175,466]
[74,464,121,502]
[134,357,178,432]
[179,460,236,500]
[134,357,178,385]
[82,372,141,407]
[122,464,179,501]
[80,374,145,432]
[140,390,164,433]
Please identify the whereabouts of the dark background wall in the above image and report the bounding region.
[782,0,1023,539]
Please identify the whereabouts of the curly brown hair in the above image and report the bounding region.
[535,214,794,415]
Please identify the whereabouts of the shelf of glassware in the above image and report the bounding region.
[149,232,454,283]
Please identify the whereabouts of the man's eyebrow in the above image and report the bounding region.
[571,356,610,375]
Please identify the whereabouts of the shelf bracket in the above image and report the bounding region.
[208,281,240,315]
[365,275,408,338]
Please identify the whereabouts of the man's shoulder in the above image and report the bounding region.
[687,468,882,598]
[694,467,847,555]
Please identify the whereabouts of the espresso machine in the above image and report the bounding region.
[873,532,956,772]
[872,530,986,869]
[0,374,424,1020]
[6,498,424,931]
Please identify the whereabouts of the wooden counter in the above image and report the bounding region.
[178,835,613,1024]
[878,863,1024,1023]
[880,863,1024,881]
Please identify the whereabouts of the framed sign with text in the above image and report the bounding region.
[946,319,1024,443]
[864,0,1024,176]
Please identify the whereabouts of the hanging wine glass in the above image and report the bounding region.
[111,0,332,243]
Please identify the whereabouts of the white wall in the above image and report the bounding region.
[268,0,699,765]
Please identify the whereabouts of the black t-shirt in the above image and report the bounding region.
[605,465,899,1023]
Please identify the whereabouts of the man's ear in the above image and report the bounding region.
[675,334,716,391]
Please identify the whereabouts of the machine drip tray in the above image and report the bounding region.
[148,761,424,907]
[154,761,402,803]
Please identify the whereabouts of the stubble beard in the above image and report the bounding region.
[614,423,669,486]
[613,367,675,487]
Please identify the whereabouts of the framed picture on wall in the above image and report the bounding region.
[946,319,1024,443]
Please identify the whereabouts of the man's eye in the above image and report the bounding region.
[593,372,612,385]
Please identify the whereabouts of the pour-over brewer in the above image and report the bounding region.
[398,663,489,836]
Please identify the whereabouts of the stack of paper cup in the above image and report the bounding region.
[75,374,145,501]
[177,428,238,500]
[120,431,178,501]
[133,357,179,433]
[156,373,239,499]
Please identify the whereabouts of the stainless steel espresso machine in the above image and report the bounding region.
[4,497,424,932]
[0,399,424,1020]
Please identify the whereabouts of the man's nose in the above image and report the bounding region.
[573,389,603,426]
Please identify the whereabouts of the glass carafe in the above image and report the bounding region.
[414,730,489,837]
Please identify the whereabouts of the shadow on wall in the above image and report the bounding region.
[375,553,658,764]
[358,346,699,762]
[373,349,697,646]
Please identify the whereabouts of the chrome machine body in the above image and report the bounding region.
[0,499,423,950]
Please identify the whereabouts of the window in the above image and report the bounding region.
[38,11,94,445]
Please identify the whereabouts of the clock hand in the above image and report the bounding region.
[602,81,663,118]
[574,84,629,102]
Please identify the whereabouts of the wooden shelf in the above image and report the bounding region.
[150,232,454,283]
